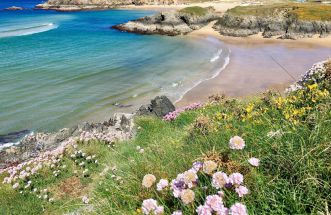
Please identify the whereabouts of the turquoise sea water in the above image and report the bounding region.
[0,1,229,138]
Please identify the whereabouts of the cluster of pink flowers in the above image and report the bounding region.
[79,130,120,144]
[142,199,164,215]
[163,102,203,121]
[170,164,200,198]
[140,136,261,214]
[0,138,80,201]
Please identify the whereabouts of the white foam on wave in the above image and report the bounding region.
[0,23,58,38]
[175,50,231,104]
[0,131,34,151]
[210,49,223,63]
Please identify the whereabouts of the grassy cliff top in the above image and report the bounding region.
[179,6,209,16]
[227,3,331,21]
[0,60,330,214]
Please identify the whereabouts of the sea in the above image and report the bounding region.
[0,0,230,146]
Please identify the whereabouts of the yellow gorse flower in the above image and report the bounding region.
[307,83,318,90]
[245,103,254,113]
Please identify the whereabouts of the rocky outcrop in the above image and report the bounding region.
[35,0,178,11]
[0,113,135,169]
[136,95,176,117]
[0,96,175,169]
[112,7,218,36]
[213,13,331,39]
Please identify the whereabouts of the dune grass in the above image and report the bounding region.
[228,3,331,21]
[0,64,330,214]
[179,6,209,16]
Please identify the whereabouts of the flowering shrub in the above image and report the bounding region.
[163,103,202,121]
[286,61,329,93]
[1,136,100,203]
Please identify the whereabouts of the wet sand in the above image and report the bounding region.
[176,23,331,106]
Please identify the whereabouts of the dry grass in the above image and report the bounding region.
[54,176,85,199]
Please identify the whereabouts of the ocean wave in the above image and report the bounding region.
[175,51,231,104]
[0,141,20,151]
[210,49,223,63]
[0,130,33,151]
[0,23,57,38]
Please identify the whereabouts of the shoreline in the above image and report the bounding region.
[175,22,331,106]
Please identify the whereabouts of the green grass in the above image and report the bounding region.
[179,6,209,16]
[227,3,331,21]
[0,67,330,214]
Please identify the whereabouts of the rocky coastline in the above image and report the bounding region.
[35,0,178,11]
[0,96,175,170]
[112,7,218,36]
[213,13,331,39]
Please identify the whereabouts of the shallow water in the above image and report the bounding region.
[0,1,229,140]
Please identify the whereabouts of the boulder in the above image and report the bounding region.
[136,95,175,117]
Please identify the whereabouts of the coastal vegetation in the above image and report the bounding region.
[214,2,331,39]
[0,60,330,214]
[227,3,331,21]
[179,6,209,16]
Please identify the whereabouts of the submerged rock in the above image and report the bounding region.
[112,7,219,36]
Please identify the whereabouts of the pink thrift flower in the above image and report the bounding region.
[172,211,182,215]
[248,157,260,167]
[235,185,249,197]
[156,179,169,191]
[229,173,244,186]
[196,205,212,215]
[12,183,19,189]
[229,136,245,150]
[230,203,247,215]
[205,195,223,211]
[82,196,89,204]
[212,172,229,189]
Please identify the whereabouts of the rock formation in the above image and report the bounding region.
[136,95,176,117]
[0,113,134,169]
[213,12,331,39]
[112,7,218,36]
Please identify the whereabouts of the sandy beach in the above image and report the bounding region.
[176,22,331,106]
[120,1,241,13]
[120,1,331,106]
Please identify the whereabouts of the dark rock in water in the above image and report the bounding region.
[5,6,24,10]
[136,95,175,117]
[0,130,30,144]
